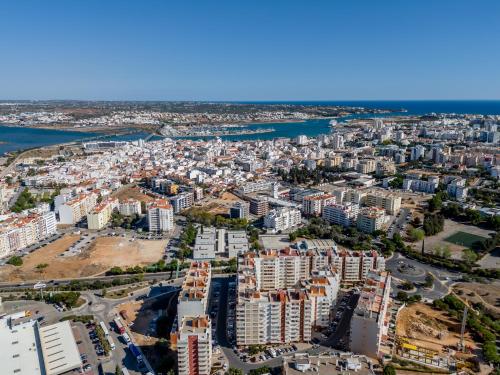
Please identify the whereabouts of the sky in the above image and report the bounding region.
[1,0,500,101]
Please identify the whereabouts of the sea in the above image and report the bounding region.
[1,100,500,155]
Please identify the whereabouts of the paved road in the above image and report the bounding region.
[386,253,457,300]
[322,292,359,348]
[0,271,185,290]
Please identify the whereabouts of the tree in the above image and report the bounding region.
[226,368,244,375]
[115,366,123,375]
[383,364,396,375]
[36,263,48,273]
[409,228,425,242]
[6,256,23,266]
[465,209,482,225]
[462,249,478,264]
[249,367,271,375]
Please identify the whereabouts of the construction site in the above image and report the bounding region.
[395,302,484,374]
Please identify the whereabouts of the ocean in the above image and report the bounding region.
[1,100,500,154]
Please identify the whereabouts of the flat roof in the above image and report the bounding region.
[39,321,82,375]
[0,317,44,375]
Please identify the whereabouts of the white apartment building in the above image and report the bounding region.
[322,203,359,227]
[403,176,439,193]
[306,270,340,328]
[176,316,212,375]
[447,178,468,200]
[236,249,340,346]
[170,192,194,213]
[177,262,212,324]
[356,159,376,174]
[365,192,401,215]
[331,249,385,284]
[87,198,118,230]
[302,194,336,216]
[264,207,301,233]
[350,271,392,358]
[331,134,344,149]
[0,211,57,258]
[119,198,142,216]
[147,199,174,232]
[357,207,385,234]
[58,192,98,224]
[410,145,425,161]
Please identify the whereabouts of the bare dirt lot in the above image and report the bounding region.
[113,185,155,203]
[453,281,500,319]
[0,235,165,282]
[396,303,477,354]
[411,219,494,260]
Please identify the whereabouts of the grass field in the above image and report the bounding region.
[444,231,487,248]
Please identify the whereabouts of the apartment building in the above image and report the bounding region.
[119,198,142,216]
[176,316,212,375]
[58,192,98,224]
[357,207,385,234]
[170,191,194,213]
[249,198,269,216]
[230,201,250,219]
[403,176,439,193]
[365,192,401,215]
[0,211,57,258]
[177,262,212,324]
[237,180,274,194]
[356,159,376,174]
[147,199,174,232]
[302,194,336,216]
[322,203,359,227]
[375,161,396,177]
[331,249,385,284]
[264,207,301,233]
[305,270,340,328]
[236,250,340,346]
[236,288,313,346]
[447,178,468,200]
[350,271,392,358]
[87,198,118,230]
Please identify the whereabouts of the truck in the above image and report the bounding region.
[114,317,126,334]
[128,343,143,363]
[122,332,131,344]
[106,335,115,351]
[99,321,109,336]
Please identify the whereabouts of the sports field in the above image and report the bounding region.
[444,231,487,248]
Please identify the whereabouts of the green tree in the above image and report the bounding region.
[409,228,425,242]
[115,366,123,375]
[226,368,244,375]
[383,364,396,375]
[462,249,478,264]
[6,256,23,266]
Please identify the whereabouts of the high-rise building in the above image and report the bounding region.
[350,271,392,358]
[249,198,269,216]
[147,199,174,232]
[410,145,425,161]
[87,198,119,230]
[230,201,250,219]
[119,198,142,216]
[170,192,194,213]
[176,316,212,375]
[331,134,344,150]
[264,207,301,233]
[365,192,401,215]
[357,207,385,234]
[58,192,98,224]
[322,203,359,227]
[302,194,336,216]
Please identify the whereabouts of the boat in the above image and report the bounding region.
[329,119,337,127]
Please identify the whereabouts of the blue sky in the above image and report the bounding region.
[1,0,500,100]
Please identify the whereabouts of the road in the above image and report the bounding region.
[386,253,457,300]
[0,271,185,291]
[387,207,411,239]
